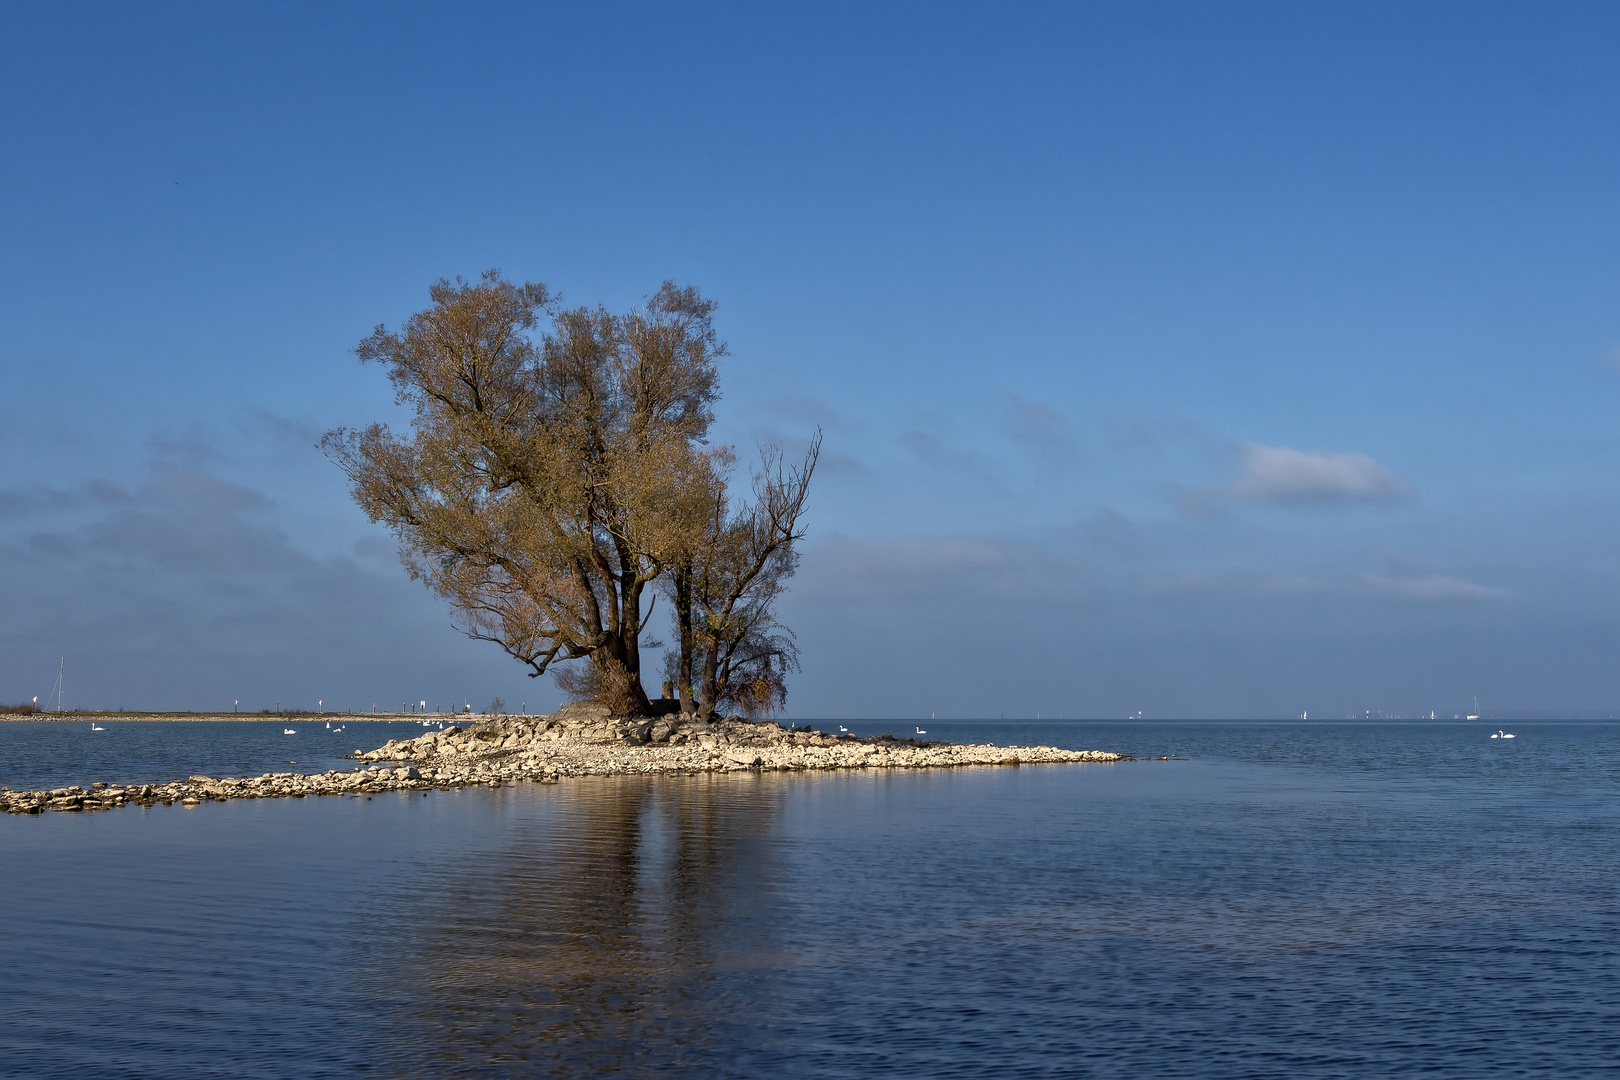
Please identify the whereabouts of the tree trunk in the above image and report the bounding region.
[593,635,652,717]
[676,577,697,716]
[697,640,721,720]
[589,608,651,718]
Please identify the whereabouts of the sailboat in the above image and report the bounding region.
[1467,695,1481,722]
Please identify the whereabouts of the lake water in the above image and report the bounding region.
[0,718,457,792]
[3,719,1618,1077]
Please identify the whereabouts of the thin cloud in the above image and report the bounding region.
[815,449,873,479]
[897,428,998,476]
[1360,574,1512,601]
[237,409,326,448]
[1005,396,1079,462]
[147,425,223,467]
[31,466,303,576]
[1136,570,1508,602]
[0,488,74,521]
[799,532,1082,602]
[354,534,398,565]
[767,395,846,429]
[900,429,948,463]
[1371,547,1438,574]
[1227,442,1410,503]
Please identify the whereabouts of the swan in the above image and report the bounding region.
[1499,730,1515,739]
[916,727,927,735]
[283,728,296,735]
[89,723,105,731]
[838,725,849,732]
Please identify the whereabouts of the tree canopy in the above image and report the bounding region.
[324,271,816,718]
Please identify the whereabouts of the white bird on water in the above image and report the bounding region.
[838,725,849,733]
[1492,730,1515,739]
[89,723,105,731]
[916,727,927,735]
[283,728,296,735]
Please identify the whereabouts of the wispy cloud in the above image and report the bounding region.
[1359,574,1512,601]
[0,488,72,521]
[899,429,949,462]
[1005,396,1078,462]
[147,425,223,467]
[799,532,1081,602]
[1138,570,1509,603]
[814,450,873,479]
[1225,442,1410,503]
[897,428,998,476]
[237,409,326,448]
[767,395,846,429]
[9,465,300,576]
[353,534,398,565]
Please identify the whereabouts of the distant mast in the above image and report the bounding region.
[1467,695,1481,721]
[48,657,65,713]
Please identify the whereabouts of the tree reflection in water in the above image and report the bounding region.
[363,774,791,1076]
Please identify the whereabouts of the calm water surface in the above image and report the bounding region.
[2,720,1618,1077]
[0,718,453,791]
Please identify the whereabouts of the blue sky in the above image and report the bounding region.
[3,2,1619,718]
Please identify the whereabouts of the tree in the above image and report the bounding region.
[663,435,820,719]
[323,271,726,716]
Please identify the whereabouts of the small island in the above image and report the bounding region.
[0,704,1121,814]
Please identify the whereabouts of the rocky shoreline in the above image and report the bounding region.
[0,704,1124,815]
